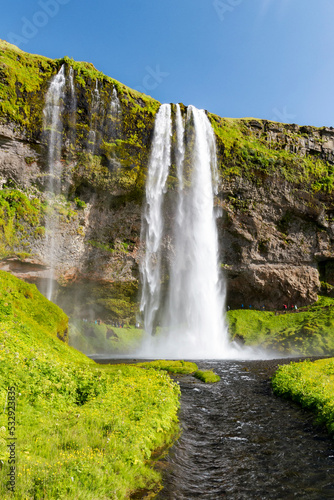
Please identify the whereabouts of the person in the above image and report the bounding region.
[241,304,244,308]
[227,305,230,311]
[294,305,298,311]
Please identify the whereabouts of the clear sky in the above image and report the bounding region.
[1,0,334,127]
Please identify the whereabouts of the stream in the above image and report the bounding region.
[154,358,334,500]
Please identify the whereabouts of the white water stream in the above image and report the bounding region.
[43,65,66,301]
[139,103,238,358]
[140,103,172,336]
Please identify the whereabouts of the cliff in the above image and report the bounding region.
[1,40,334,320]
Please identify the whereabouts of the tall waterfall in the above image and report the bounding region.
[43,65,66,301]
[140,103,172,336]
[139,103,230,358]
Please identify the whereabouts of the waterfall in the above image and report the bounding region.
[43,65,66,301]
[139,103,231,358]
[68,66,77,144]
[69,67,76,109]
[109,86,122,138]
[104,86,122,146]
[110,86,121,117]
[88,80,101,152]
[140,103,172,336]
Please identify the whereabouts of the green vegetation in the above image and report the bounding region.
[69,320,144,354]
[0,40,56,131]
[227,297,334,355]
[137,360,198,375]
[209,113,334,194]
[272,358,334,435]
[0,271,181,499]
[193,370,221,383]
[0,189,44,258]
[0,270,68,339]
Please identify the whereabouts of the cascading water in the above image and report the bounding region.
[68,66,77,144]
[88,80,101,152]
[139,103,235,358]
[110,87,121,119]
[69,67,76,108]
[109,86,122,139]
[140,103,172,336]
[43,65,66,301]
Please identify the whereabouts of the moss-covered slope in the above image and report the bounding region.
[0,269,68,340]
[0,270,180,498]
[272,358,334,435]
[227,296,334,355]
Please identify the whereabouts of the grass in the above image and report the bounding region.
[272,358,334,435]
[193,370,220,383]
[227,296,334,355]
[0,271,181,499]
[136,360,198,375]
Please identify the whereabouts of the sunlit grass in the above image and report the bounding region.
[272,358,334,434]
[0,271,180,499]
[227,296,334,355]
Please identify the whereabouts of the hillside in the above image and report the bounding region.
[0,270,180,498]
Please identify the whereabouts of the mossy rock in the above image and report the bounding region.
[193,370,220,383]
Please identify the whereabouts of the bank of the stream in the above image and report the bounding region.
[0,271,181,499]
[272,357,334,435]
[227,295,334,355]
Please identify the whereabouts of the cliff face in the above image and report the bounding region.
[212,118,334,309]
[0,40,334,320]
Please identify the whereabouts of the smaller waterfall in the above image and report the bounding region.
[109,86,122,138]
[43,65,66,300]
[66,66,77,149]
[110,86,121,117]
[88,80,101,153]
[69,67,76,109]
[140,103,172,336]
[103,86,122,145]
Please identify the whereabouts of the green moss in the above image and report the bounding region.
[74,196,86,209]
[0,270,68,341]
[193,370,220,383]
[227,297,334,355]
[0,189,44,257]
[137,360,198,375]
[0,271,180,498]
[272,358,334,434]
[0,40,56,133]
[209,113,334,194]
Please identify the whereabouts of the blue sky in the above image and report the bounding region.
[1,0,334,127]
